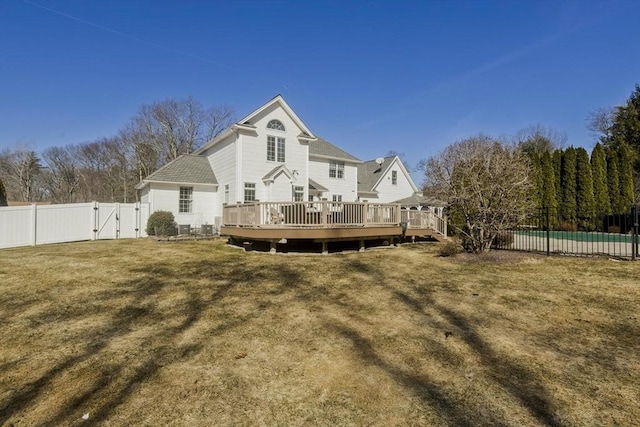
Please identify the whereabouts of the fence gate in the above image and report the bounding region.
[95,203,119,240]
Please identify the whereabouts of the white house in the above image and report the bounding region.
[137,95,426,230]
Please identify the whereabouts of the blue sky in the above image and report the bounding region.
[1,0,639,174]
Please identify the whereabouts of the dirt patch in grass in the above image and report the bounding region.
[1,239,639,426]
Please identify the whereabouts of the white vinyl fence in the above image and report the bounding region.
[0,202,149,249]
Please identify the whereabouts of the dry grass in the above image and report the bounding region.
[0,239,639,426]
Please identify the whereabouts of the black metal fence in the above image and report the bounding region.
[493,205,640,260]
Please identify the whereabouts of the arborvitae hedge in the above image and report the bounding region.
[618,142,635,210]
[607,146,621,212]
[591,143,610,217]
[576,147,595,230]
[528,152,543,208]
[540,150,558,226]
[560,147,577,224]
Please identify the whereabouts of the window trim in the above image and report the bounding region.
[244,182,256,203]
[267,135,285,162]
[293,185,304,202]
[391,170,398,185]
[179,186,193,213]
[329,161,345,179]
[267,119,285,131]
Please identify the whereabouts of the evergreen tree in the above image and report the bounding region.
[560,147,577,225]
[610,85,640,168]
[607,146,621,212]
[618,142,635,210]
[591,143,610,217]
[528,152,543,208]
[552,149,562,211]
[540,150,558,227]
[0,178,7,206]
[576,147,595,230]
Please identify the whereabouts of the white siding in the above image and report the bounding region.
[239,103,309,202]
[309,158,358,201]
[148,182,217,227]
[372,160,416,203]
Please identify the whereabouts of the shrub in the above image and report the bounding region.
[146,211,177,236]
[0,178,7,206]
[492,231,514,247]
[438,240,462,257]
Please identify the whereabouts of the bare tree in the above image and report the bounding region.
[78,136,134,202]
[42,145,81,203]
[126,97,235,180]
[204,104,236,142]
[515,124,567,155]
[0,148,43,202]
[423,135,534,253]
[587,107,615,142]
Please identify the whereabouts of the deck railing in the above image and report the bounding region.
[223,201,447,236]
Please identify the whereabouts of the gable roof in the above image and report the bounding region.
[309,137,361,163]
[393,193,447,207]
[262,164,296,183]
[308,178,328,192]
[357,156,394,193]
[195,95,316,155]
[357,155,418,194]
[238,95,315,138]
[136,155,217,189]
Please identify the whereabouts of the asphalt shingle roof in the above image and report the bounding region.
[357,156,394,193]
[308,178,328,192]
[309,137,361,162]
[392,193,447,207]
[144,155,217,185]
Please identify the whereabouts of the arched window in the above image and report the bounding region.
[267,119,285,131]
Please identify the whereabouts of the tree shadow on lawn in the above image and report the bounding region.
[336,258,562,427]
[0,257,304,426]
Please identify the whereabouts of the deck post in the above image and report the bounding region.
[363,202,368,227]
[359,239,365,252]
[321,241,328,255]
[322,201,328,228]
[443,214,448,238]
[255,203,260,227]
[270,240,277,254]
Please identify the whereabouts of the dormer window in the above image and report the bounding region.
[267,120,285,131]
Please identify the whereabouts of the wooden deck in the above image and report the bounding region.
[222,201,447,252]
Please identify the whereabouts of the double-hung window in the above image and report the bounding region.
[392,170,397,185]
[329,161,344,178]
[244,183,256,202]
[267,136,285,162]
[179,187,193,213]
[224,184,229,205]
[293,186,304,202]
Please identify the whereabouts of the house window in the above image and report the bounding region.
[179,187,193,213]
[293,186,304,202]
[224,184,229,205]
[392,170,397,185]
[332,195,342,202]
[244,182,256,202]
[329,161,344,178]
[267,119,285,131]
[267,136,285,162]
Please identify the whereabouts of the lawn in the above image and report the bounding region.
[1,239,638,426]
